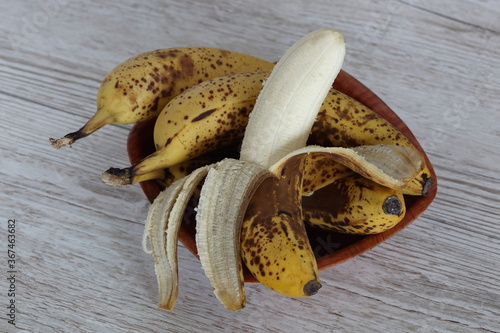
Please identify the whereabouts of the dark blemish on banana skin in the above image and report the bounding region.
[192,108,217,122]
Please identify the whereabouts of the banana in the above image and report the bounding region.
[241,156,322,297]
[102,71,269,186]
[143,29,346,308]
[308,90,433,195]
[49,47,273,148]
[106,72,432,195]
[302,174,406,234]
[241,142,422,296]
[236,28,345,297]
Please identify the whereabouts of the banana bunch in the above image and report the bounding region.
[100,73,432,195]
[50,29,434,311]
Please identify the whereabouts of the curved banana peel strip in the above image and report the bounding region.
[270,144,425,195]
[195,159,271,311]
[144,165,211,310]
[144,177,185,310]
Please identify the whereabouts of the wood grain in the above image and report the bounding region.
[1,1,499,332]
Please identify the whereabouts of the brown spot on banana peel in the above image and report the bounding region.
[191,108,217,122]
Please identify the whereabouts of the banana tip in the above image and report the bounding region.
[303,280,322,296]
[383,195,403,215]
[422,177,434,196]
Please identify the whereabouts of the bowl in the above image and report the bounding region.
[127,69,437,282]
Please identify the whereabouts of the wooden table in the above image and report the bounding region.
[1,1,499,332]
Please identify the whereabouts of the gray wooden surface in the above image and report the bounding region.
[1,1,499,332]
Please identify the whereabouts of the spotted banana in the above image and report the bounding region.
[49,47,273,148]
[144,28,347,309]
[302,174,406,234]
[103,73,432,195]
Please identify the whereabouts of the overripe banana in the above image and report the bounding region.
[308,90,433,195]
[50,25,435,312]
[49,47,273,148]
[302,174,406,234]
[241,156,321,297]
[143,28,346,309]
[103,71,432,195]
[102,71,269,186]
[235,28,346,297]
[240,142,423,295]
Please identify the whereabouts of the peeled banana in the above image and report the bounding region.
[236,28,346,297]
[49,47,273,148]
[143,28,347,308]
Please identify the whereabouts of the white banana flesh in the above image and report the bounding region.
[240,29,346,169]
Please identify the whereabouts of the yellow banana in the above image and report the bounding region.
[308,90,433,195]
[144,29,346,307]
[302,174,406,234]
[102,71,269,186]
[236,29,345,297]
[49,47,273,148]
[116,77,432,195]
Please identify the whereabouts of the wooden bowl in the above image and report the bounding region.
[127,70,437,282]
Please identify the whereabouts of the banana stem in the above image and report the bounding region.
[132,169,166,184]
[101,167,133,186]
[49,128,89,149]
[49,108,113,149]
